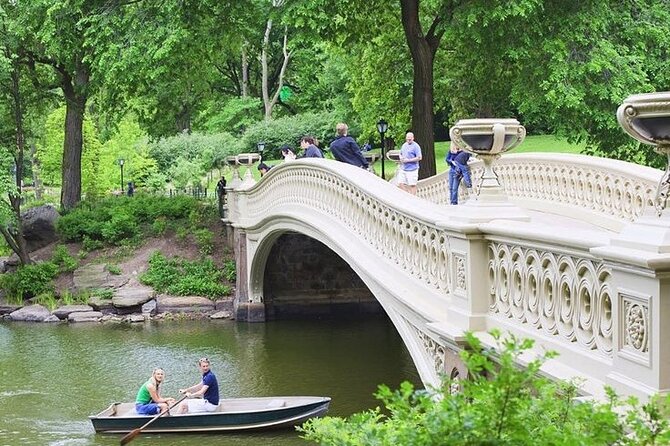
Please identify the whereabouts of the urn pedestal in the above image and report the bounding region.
[236,153,261,190]
[448,118,529,222]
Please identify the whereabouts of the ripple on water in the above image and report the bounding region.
[0,390,44,399]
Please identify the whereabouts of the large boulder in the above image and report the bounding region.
[112,285,155,314]
[68,311,103,323]
[21,205,60,252]
[156,295,216,313]
[9,304,55,322]
[52,305,94,320]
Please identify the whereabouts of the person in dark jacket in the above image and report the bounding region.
[300,136,324,158]
[329,123,368,169]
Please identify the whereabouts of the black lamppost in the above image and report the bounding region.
[117,158,125,193]
[256,141,266,166]
[376,119,388,179]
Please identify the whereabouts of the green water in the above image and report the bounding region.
[0,317,421,445]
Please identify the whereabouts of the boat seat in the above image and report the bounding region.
[266,399,286,409]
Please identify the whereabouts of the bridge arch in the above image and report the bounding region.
[236,207,454,386]
[227,156,670,399]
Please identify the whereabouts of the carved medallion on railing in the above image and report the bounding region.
[488,242,613,356]
[619,292,650,365]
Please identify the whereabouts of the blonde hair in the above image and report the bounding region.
[336,123,348,136]
[449,141,461,153]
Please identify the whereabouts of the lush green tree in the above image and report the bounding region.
[301,331,670,445]
[37,107,103,198]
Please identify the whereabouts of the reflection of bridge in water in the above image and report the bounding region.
[225,153,668,400]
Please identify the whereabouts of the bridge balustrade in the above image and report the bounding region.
[418,153,660,230]
[227,156,670,400]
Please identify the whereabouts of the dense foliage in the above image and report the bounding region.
[56,195,202,246]
[1,0,669,259]
[301,331,670,445]
[140,251,231,298]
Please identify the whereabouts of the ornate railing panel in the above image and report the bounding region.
[418,153,660,224]
[488,241,614,357]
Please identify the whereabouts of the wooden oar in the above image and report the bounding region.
[119,394,188,445]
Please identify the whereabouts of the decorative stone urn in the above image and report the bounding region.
[236,152,261,189]
[602,91,670,253]
[386,150,401,185]
[449,118,526,196]
[226,155,242,189]
[447,119,529,222]
[363,152,380,175]
[617,92,670,216]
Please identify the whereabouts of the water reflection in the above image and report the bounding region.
[0,317,421,445]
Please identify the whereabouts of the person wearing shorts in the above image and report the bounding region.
[398,132,422,195]
[135,368,175,415]
[178,358,220,413]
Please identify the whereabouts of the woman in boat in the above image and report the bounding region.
[178,358,220,413]
[135,368,176,415]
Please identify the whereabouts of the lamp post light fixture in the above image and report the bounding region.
[256,141,266,155]
[377,119,389,180]
[117,158,125,194]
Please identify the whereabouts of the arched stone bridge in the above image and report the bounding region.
[225,154,670,400]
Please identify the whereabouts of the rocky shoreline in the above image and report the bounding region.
[0,295,234,324]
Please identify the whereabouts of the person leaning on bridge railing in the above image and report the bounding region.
[446,141,473,205]
[329,122,369,169]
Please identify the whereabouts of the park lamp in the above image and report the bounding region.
[376,119,389,180]
[256,141,266,154]
[117,158,125,193]
[376,119,388,135]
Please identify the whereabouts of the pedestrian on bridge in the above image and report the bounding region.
[398,132,422,195]
[329,123,369,170]
[300,136,324,158]
[446,141,473,205]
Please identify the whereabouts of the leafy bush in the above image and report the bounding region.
[241,111,341,159]
[301,331,670,446]
[148,131,241,172]
[140,251,230,298]
[56,196,202,246]
[32,291,59,311]
[51,245,78,272]
[152,217,168,235]
[223,260,236,282]
[106,264,122,275]
[194,228,214,255]
[198,97,262,135]
[0,261,59,301]
[101,212,140,244]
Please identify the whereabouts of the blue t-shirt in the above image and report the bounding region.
[202,370,219,405]
[400,142,422,171]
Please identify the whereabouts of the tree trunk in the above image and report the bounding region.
[29,141,43,200]
[60,65,88,211]
[61,92,85,211]
[242,43,249,98]
[261,18,273,120]
[400,0,444,179]
[7,59,32,264]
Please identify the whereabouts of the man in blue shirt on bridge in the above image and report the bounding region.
[398,132,422,195]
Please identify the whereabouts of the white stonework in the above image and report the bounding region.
[228,156,670,400]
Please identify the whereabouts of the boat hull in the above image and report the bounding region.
[89,396,330,434]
